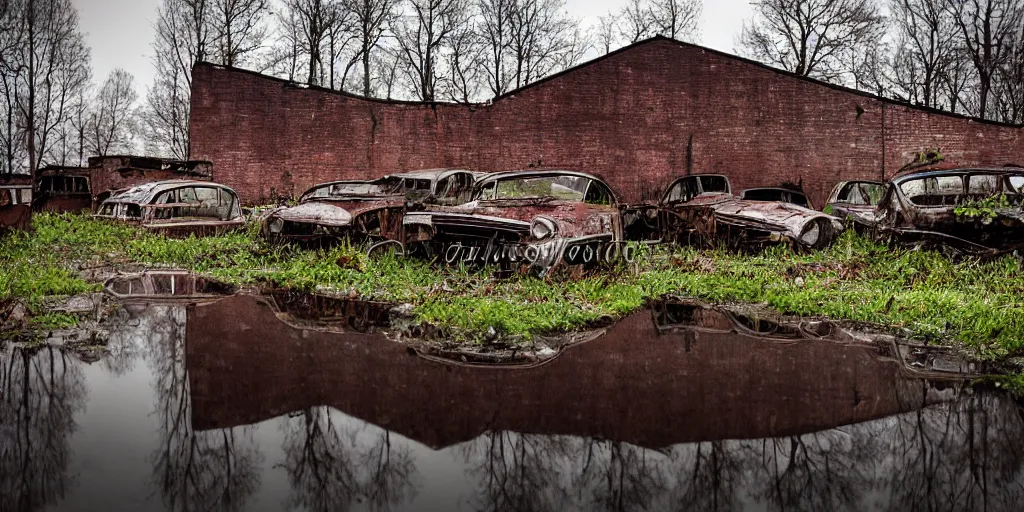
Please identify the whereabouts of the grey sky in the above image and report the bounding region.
[73,0,750,96]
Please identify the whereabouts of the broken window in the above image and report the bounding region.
[665,177,700,203]
[836,182,884,205]
[967,175,999,196]
[698,175,730,194]
[584,180,614,205]
[900,176,964,206]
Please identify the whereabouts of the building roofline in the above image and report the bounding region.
[194,36,1024,129]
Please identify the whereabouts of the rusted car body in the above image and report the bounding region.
[654,174,844,250]
[403,170,623,274]
[94,180,245,237]
[260,169,478,245]
[33,167,93,213]
[0,184,33,236]
[846,168,1024,253]
[740,187,813,209]
[823,180,885,221]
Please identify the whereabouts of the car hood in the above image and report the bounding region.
[420,200,618,238]
[268,202,355,227]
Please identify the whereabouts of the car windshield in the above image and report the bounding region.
[836,182,885,206]
[475,175,588,201]
[302,180,400,201]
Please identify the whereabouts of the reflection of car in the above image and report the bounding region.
[854,168,1024,253]
[823,180,885,228]
[740,187,812,209]
[94,180,245,236]
[403,170,623,274]
[260,169,479,245]
[1,183,33,236]
[654,174,844,250]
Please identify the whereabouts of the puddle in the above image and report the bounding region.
[3,295,1021,511]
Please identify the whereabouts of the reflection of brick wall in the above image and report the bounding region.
[190,37,1024,206]
[188,295,929,447]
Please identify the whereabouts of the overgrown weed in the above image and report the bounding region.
[2,214,1023,352]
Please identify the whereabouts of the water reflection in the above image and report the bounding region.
[0,345,85,512]
[141,304,263,512]
[2,293,1024,510]
[280,408,418,511]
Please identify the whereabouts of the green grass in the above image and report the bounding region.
[2,214,1024,357]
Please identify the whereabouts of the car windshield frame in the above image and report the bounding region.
[473,174,593,203]
[300,179,402,202]
[897,172,1024,207]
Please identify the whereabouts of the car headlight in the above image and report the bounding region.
[269,217,284,234]
[531,216,558,240]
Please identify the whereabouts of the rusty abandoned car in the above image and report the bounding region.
[403,170,624,274]
[836,168,1024,253]
[94,180,245,236]
[260,169,479,245]
[0,182,32,236]
[653,174,844,250]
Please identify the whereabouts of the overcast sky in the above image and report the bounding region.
[72,0,751,95]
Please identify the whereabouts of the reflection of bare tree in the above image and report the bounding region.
[0,345,86,512]
[745,429,875,511]
[280,407,419,512]
[359,431,417,511]
[461,431,574,512]
[282,408,359,511]
[880,392,1024,512]
[144,305,263,512]
[665,441,744,512]
[571,440,669,511]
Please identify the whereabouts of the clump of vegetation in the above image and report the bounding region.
[2,214,1024,358]
[955,194,1011,223]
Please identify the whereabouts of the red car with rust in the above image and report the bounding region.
[402,170,624,274]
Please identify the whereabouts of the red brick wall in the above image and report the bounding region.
[189,38,1024,207]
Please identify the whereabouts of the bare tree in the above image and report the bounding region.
[946,0,1024,120]
[618,0,656,43]
[278,0,348,86]
[888,0,959,108]
[477,0,515,96]
[649,0,702,41]
[343,0,401,96]
[507,0,586,89]
[210,0,270,67]
[993,29,1024,123]
[144,0,212,159]
[738,0,886,81]
[441,13,484,102]
[593,12,620,54]
[392,0,472,101]
[87,69,139,156]
[2,0,91,175]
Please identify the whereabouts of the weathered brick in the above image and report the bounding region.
[189,37,1024,207]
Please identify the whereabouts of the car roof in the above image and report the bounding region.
[891,167,1024,185]
[104,180,236,204]
[387,168,475,180]
[478,169,609,184]
[741,187,807,195]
